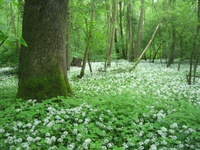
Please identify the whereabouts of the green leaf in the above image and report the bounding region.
[19,37,28,47]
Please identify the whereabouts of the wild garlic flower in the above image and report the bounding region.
[26,136,34,143]
[45,137,52,145]
[102,146,107,150]
[170,123,178,129]
[161,127,167,132]
[150,144,157,150]
[144,139,150,144]
[0,128,5,133]
[45,132,51,137]
[122,143,129,149]
[67,143,75,150]
[107,143,113,148]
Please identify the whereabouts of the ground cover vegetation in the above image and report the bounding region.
[0,61,200,149]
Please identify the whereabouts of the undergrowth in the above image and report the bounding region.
[0,61,200,149]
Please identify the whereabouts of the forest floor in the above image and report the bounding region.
[0,60,200,150]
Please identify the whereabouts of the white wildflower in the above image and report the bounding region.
[104,139,109,144]
[82,112,86,117]
[67,143,75,150]
[182,125,188,129]
[43,118,50,124]
[139,131,144,137]
[17,122,23,127]
[72,128,78,134]
[0,128,5,133]
[48,146,57,150]
[51,136,56,142]
[161,140,167,145]
[150,144,157,150]
[27,136,34,143]
[188,128,195,133]
[15,138,22,143]
[63,131,68,135]
[34,119,41,126]
[169,129,175,134]
[35,137,41,141]
[16,109,21,112]
[107,143,112,148]
[45,132,51,137]
[26,123,32,128]
[57,138,63,142]
[47,121,54,127]
[170,135,177,140]
[55,115,61,120]
[144,139,150,144]
[161,127,167,132]
[122,143,129,149]
[21,142,29,149]
[170,123,178,129]
[190,145,195,149]
[45,137,52,145]
[178,143,184,148]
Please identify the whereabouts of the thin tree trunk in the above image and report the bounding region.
[105,0,111,63]
[106,0,118,66]
[0,37,8,47]
[88,53,92,73]
[115,29,120,57]
[167,0,176,67]
[119,0,125,59]
[193,48,199,83]
[134,0,144,59]
[167,27,176,67]
[128,0,133,62]
[125,8,129,60]
[188,0,200,85]
[79,1,95,78]
[178,34,183,71]
[152,43,162,63]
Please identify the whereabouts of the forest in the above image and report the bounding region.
[0,0,200,149]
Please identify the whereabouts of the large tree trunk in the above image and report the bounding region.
[17,0,72,101]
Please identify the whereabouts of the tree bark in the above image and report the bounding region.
[167,26,176,67]
[66,0,71,70]
[17,0,72,101]
[115,29,120,57]
[134,0,144,59]
[128,0,133,62]
[106,0,118,66]
[119,0,125,58]
[188,0,200,85]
